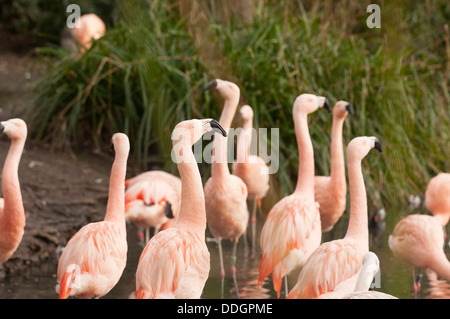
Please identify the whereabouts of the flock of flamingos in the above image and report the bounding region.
[0,14,449,300]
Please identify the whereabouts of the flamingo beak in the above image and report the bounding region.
[210,119,227,137]
[0,124,4,134]
[203,79,218,91]
[164,202,174,219]
[346,103,355,115]
[144,201,155,207]
[374,139,382,153]
[323,98,332,113]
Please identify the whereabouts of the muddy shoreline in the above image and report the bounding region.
[0,139,115,279]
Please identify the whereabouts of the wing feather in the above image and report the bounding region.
[288,240,363,298]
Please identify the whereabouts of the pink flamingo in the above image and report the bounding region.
[203,79,249,297]
[315,101,354,232]
[287,136,382,299]
[0,119,27,264]
[125,170,181,243]
[71,14,106,52]
[425,173,450,227]
[258,94,331,298]
[389,175,450,297]
[342,252,397,299]
[135,119,226,299]
[389,173,450,298]
[232,105,270,249]
[56,133,129,299]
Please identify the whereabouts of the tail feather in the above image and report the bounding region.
[258,253,276,288]
[272,265,283,298]
[59,267,76,299]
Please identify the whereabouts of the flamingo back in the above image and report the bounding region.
[204,175,249,240]
[258,194,321,295]
[56,221,127,298]
[389,214,445,269]
[287,239,364,299]
[135,228,210,299]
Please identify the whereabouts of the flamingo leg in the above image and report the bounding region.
[251,199,257,251]
[412,267,423,299]
[284,275,288,298]
[231,238,240,299]
[145,228,150,245]
[218,239,225,298]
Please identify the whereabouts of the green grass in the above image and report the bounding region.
[29,0,449,209]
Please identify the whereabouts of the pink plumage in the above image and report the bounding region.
[0,119,27,264]
[288,136,382,298]
[135,119,224,298]
[258,94,330,297]
[203,79,249,297]
[314,101,353,232]
[71,14,106,51]
[125,170,181,241]
[56,133,129,299]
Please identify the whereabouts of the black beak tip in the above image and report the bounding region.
[203,79,218,91]
[324,99,332,113]
[165,202,174,219]
[375,140,382,153]
[210,119,227,137]
[0,124,4,134]
[346,104,355,115]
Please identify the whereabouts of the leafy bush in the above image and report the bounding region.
[30,0,449,208]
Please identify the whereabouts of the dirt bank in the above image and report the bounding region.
[0,39,122,279]
[0,139,115,279]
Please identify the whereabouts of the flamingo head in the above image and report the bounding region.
[239,105,254,122]
[347,136,382,162]
[0,118,27,141]
[293,93,331,116]
[172,119,226,149]
[333,100,354,118]
[203,78,240,101]
[111,133,130,156]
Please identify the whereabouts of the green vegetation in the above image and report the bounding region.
[29,0,449,209]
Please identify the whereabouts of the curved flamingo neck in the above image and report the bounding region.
[293,112,314,199]
[1,137,25,229]
[330,115,346,185]
[104,148,128,232]
[236,118,252,164]
[174,139,206,235]
[212,97,239,178]
[432,213,450,227]
[430,252,450,282]
[344,156,368,247]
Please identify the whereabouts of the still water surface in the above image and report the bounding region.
[1,203,449,299]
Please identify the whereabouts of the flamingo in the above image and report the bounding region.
[0,119,27,264]
[389,173,450,298]
[287,136,382,299]
[389,214,450,298]
[369,208,386,246]
[125,170,181,243]
[71,14,106,52]
[425,173,450,227]
[342,252,398,299]
[135,119,226,299]
[203,79,249,297]
[56,133,129,299]
[232,105,270,250]
[258,94,331,298]
[315,101,354,232]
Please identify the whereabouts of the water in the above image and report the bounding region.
[0,203,449,299]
